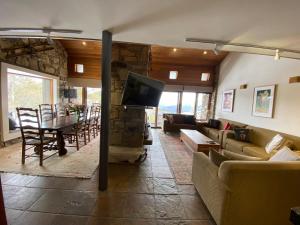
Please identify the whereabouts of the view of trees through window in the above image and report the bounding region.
[8,73,49,121]
[87,88,101,106]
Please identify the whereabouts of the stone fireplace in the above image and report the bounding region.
[109,43,150,149]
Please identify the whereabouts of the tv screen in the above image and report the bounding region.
[64,89,77,99]
[121,72,165,107]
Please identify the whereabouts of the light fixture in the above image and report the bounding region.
[75,64,84,73]
[201,73,210,81]
[203,51,208,55]
[274,49,280,60]
[169,71,178,79]
[173,48,177,52]
[213,44,220,55]
[289,76,300,83]
[82,41,87,46]
[240,84,248,89]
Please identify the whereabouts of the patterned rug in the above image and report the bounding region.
[0,138,99,178]
[159,131,193,184]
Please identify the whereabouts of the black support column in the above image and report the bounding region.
[99,30,112,191]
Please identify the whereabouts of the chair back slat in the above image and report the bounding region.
[20,119,39,123]
[55,104,66,117]
[39,104,54,122]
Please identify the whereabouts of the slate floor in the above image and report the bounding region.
[1,129,215,225]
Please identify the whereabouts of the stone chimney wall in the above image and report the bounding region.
[110,43,150,148]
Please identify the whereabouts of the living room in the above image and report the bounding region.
[1,1,300,225]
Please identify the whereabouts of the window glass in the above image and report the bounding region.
[181,92,196,115]
[72,87,83,105]
[157,92,179,126]
[87,88,101,106]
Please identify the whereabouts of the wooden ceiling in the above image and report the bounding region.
[151,45,227,67]
[59,39,101,58]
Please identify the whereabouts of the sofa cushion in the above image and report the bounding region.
[174,124,196,130]
[222,150,264,161]
[243,146,272,159]
[269,146,300,161]
[234,128,250,142]
[225,138,254,153]
[166,114,174,124]
[209,149,229,167]
[201,126,210,135]
[183,115,196,125]
[208,119,220,129]
[173,115,185,124]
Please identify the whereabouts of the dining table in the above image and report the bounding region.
[40,115,79,156]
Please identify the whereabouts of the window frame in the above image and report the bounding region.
[0,62,58,142]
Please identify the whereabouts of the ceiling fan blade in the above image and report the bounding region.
[0,27,82,34]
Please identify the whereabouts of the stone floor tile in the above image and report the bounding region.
[5,208,24,225]
[0,173,17,184]
[87,217,156,225]
[3,174,36,186]
[29,189,97,216]
[13,211,89,225]
[4,186,45,210]
[153,178,178,195]
[152,167,173,178]
[177,185,197,195]
[180,195,210,220]
[156,219,213,225]
[155,195,186,219]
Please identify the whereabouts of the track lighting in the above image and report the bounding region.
[274,49,280,60]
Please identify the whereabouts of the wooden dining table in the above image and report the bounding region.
[40,115,79,156]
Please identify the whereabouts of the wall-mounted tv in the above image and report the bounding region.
[121,72,165,107]
[64,88,77,99]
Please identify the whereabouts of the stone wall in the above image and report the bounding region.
[110,43,150,148]
[0,38,68,77]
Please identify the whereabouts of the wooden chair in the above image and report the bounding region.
[39,104,54,122]
[63,107,88,150]
[16,107,58,166]
[54,104,66,117]
[86,105,101,142]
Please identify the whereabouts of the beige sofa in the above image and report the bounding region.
[192,152,300,225]
[222,125,300,158]
[198,119,246,145]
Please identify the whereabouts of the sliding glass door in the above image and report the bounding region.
[181,92,196,115]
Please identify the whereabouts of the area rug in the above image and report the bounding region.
[159,131,193,184]
[0,138,99,178]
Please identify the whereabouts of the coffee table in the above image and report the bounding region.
[180,129,220,155]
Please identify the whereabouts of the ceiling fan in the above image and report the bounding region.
[0,27,83,44]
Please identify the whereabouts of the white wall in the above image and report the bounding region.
[216,52,300,137]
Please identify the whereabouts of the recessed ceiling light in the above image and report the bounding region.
[203,51,208,55]
[173,48,177,52]
[82,41,87,46]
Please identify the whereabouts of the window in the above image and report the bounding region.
[157,92,179,126]
[196,93,210,120]
[1,63,58,142]
[72,87,83,104]
[87,87,101,106]
[201,73,210,81]
[75,64,84,73]
[145,107,157,127]
[181,92,196,115]
[169,71,178,80]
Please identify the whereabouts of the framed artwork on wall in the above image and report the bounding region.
[252,85,276,118]
[222,89,235,112]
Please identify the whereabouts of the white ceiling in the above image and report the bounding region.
[1,0,300,58]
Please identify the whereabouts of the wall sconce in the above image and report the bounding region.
[240,84,248,89]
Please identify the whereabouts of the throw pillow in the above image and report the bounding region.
[269,146,300,161]
[233,128,250,142]
[208,119,220,129]
[223,122,231,130]
[209,149,229,167]
[184,116,196,125]
[222,150,264,161]
[265,134,284,154]
[166,115,174,124]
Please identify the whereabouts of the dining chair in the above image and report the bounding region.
[39,104,54,122]
[63,107,88,150]
[54,103,66,117]
[85,105,101,142]
[16,107,58,166]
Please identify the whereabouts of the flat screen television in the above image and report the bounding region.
[121,72,165,107]
[64,88,77,99]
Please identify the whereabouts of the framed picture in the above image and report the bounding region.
[252,85,276,118]
[222,89,235,112]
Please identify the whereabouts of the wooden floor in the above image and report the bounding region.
[1,129,215,225]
